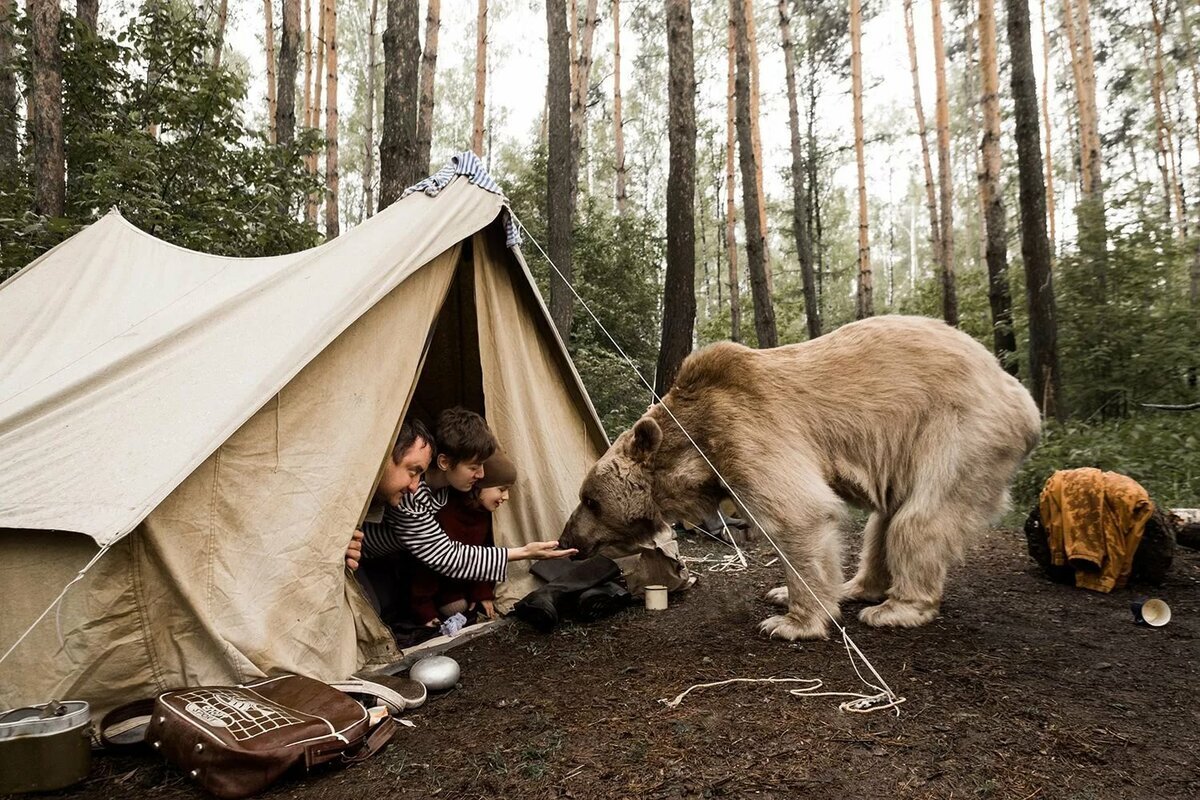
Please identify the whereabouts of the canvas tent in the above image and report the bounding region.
[0,156,611,716]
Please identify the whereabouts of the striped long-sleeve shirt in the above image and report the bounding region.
[361,479,508,582]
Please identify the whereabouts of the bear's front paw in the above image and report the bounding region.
[858,599,938,628]
[764,586,789,607]
[758,613,830,641]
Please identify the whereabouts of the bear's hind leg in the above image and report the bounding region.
[858,500,976,628]
[840,511,891,603]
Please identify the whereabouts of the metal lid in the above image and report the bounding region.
[0,701,90,739]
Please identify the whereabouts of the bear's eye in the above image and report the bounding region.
[583,496,600,514]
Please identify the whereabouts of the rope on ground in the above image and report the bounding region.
[512,212,904,716]
[658,676,906,714]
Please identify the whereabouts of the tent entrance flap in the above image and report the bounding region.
[409,241,487,425]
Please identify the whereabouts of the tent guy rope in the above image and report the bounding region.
[511,211,905,716]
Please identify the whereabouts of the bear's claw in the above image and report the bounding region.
[758,614,830,641]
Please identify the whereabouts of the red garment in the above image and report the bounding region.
[403,492,496,624]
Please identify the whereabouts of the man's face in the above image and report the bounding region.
[377,437,433,506]
[439,454,486,492]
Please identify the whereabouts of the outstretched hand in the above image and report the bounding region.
[516,540,578,561]
[345,529,364,571]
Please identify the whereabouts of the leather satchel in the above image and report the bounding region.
[102,675,404,799]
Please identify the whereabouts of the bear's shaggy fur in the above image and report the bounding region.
[560,316,1042,640]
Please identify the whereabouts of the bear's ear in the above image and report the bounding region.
[630,417,662,463]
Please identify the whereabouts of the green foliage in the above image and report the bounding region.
[1013,413,1200,512]
[1,2,321,281]
[499,145,663,438]
[1053,207,1199,418]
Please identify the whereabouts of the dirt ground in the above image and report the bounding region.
[44,528,1200,800]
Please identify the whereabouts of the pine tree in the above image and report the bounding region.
[932,0,957,326]
[30,0,65,218]
[1005,0,1063,419]
[732,0,776,347]
[612,0,627,214]
[978,0,1016,371]
[851,0,872,319]
[546,0,575,341]
[779,0,818,338]
[903,0,941,282]
[77,0,98,32]
[364,0,379,216]
[657,0,697,394]
[416,0,440,176]
[278,0,301,147]
[0,0,16,186]
[324,0,339,237]
[265,0,278,143]
[213,0,229,68]
[472,0,487,155]
[724,0,741,342]
[379,0,421,209]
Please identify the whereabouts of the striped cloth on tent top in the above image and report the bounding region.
[403,151,522,247]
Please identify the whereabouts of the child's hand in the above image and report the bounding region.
[479,599,497,619]
[516,540,579,560]
[345,529,364,571]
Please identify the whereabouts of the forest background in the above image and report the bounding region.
[1,0,1197,511]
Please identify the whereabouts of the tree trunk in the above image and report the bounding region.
[307,0,326,224]
[903,0,941,281]
[417,0,440,176]
[1038,0,1055,250]
[1150,1,1185,237]
[546,0,575,342]
[30,0,64,218]
[572,0,599,175]
[278,0,301,147]
[0,0,17,186]
[724,0,741,343]
[213,0,229,69]
[77,0,98,32]
[851,0,872,319]
[379,0,421,210]
[979,0,1017,373]
[472,0,487,155]
[303,0,312,136]
[613,0,627,214]
[265,0,278,143]
[325,0,339,237]
[364,0,378,216]
[1005,0,1064,420]
[744,0,771,293]
[931,0,957,326]
[657,0,697,396]
[732,0,776,348]
[779,0,818,339]
[1062,0,1107,286]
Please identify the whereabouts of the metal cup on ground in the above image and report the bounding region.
[0,700,92,794]
[644,585,669,611]
[1130,597,1172,627]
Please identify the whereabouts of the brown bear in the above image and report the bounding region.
[559,315,1042,640]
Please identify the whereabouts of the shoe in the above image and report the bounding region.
[513,592,559,633]
[577,582,631,622]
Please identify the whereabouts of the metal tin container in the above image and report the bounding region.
[0,701,92,794]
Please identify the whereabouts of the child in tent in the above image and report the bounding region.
[402,449,518,628]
